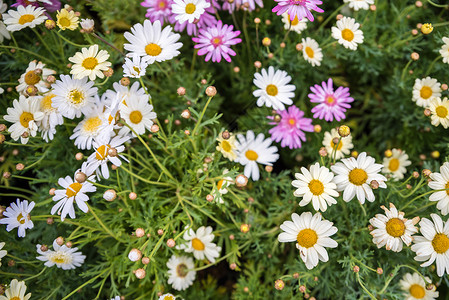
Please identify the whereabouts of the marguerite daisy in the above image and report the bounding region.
[167,255,196,291]
[2,5,46,32]
[178,226,221,262]
[16,60,56,95]
[429,162,449,215]
[36,238,86,270]
[123,55,148,78]
[211,169,234,204]
[216,132,238,161]
[68,44,111,81]
[439,37,449,64]
[429,97,449,129]
[119,94,157,136]
[0,242,6,267]
[253,66,295,110]
[141,0,173,25]
[382,148,411,180]
[38,92,63,142]
[281,12,307,34]
[322,128,353,160]
[301,37,322,67]
[412,77,441,108]
[172,0,211,24]
[278,212,338,269]
[0,0,10,42]
[159,294,176,300]
[399,273,439,300]
[272,0,323,22]
[0,199,35,238]
[0,279,31,300]
[343,0,374,11]
[331,17,364,51]
[103,81,147,109]
[56,8,78,30]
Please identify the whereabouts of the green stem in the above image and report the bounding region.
[55,30,90,47]
[24,267,47,281]
[318,3,347,31]
[120,165,172,186]
[427,0,448,8]
[356,272,377,300]
[87,203,119,240]
[191,96,213,136]
[61,268,110,300]
[425,55,442,76]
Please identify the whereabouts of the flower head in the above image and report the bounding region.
[382,148,411,181]
[36,238,86,270]
[412,77,441,108]
[322,128,353,160]
[429,162,449,215]
[399,273,439,300]
[141,0,173,25]
[3,5,47,32]
[429,97,449,129]
[16,60,55,95]
[439,37,449,64]
[0,199,35,237]
[167,255,196,291]
[216,132,238,161]
[177,226,221,262]
[0,242,6,267]
[272,0,324,22]
[253,66,295,110]
[301,37,322,67]
[331,17,364,50]
[172,0,211,24]
[0,279,31,300]
[56,8,78,30]
[281,12,307,34]
[68,45,111,81]
[343,0,374,11]
[123,55,148,78]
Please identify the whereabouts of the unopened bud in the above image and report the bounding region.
[353,265,360,273]
[376,267,383,275]
[319,147,328,157]
[128,248,142,261]
[103,67,113,77]
[274,279,285,290]
[108,147,118,157]
[167,239,175,248]
[314,124,321,133]
[103,189,117,201]
[206,86,217,97]
[65,241,72,248]
[151,124,159,133]
[338,125,350,137]
[134,268,146,279]
[45,19,56,30]
[370,180,379,189]
[262,37,271,46]
[142,257,150,264]
[411,52,420,60]
[236,174,248,187]
[177,87,186,96]
[181,109,191,119]
[240,223,250,233]
[129,192,137,200]
[120,77,130,86]
[46,217,53,224]
[75,172,87,183]
[75,152,84,160]
[431,151,440,159]
[421,23,433,34]
[422,169,431,177]
[56,236,64,246]
[40,244,48,252]
[384,149,393,157]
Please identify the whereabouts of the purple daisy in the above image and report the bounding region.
[171,6,217,36]
[222,0,263,13]
[192,20,242,63]
[267,105,314,149]
[141,0,173,25]
[308,78,354,122]
[12,0,61,13]
[272,0,323,22]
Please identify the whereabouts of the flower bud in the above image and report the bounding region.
[142,257,150,264]
[158,229,164,235]
[206,194,214,202]
[56,236,64,246]
[319,147,328,157]
[80,18,95,33]
[151,124,160,133]
[431,151,440,159]
[254,18,261,24]
[411,52,419,60]
[181,109,191,119]
[47,217,54,224]
[254,61,262,68]
[3,172,11,179]
[75,152,84,160]
[108,147,118,157]
[370,180,379,189]
[240,223,250,233]
[206,86,217,97]
[120,77,130,86]
[338,125,350,137]
[167,239,175,248]
[134,268,146,279]
[421,23,433,34]
[103,189,117,201]
[314,124,321,133]
[384,149,393,157]
[40,244,48,252]
[274,279,285,290]
[236,174,248,187]
[262,37,271,46]
[129,192,137,200]
[45,19,56,30]
[422,169,431,177]
[376,267,383,275]
[128,248,142,261]
[177,87,186,96]
[353,265,360,273]
[75,172,87,183]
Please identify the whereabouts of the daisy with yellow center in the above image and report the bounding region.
[16,60,56,95]
[331,152,387,204]
[123,55,148,78]
[166,255,196,291]
[281,12,307,34]
[216,132,238,161]
[429,162,449,216]
[412,77,442,108]
[429,97,449,129]
[178,226,221,263]
[382,148,411,181]
[291,162,339,212]
[399,273,439,300]
[69,44,111,81]
[36,238,86,270]
[343,0,374,11]
[439,37,449,64]
[172,0,210,24]
[411,213,449,277]
[322,128,353,160]
[56,8,79,30]
[211,169,234,204]
[159,294,176,300]
[278,212,338,269]
[2,5,47,32]
[301,37,323,67]
[331,16,364,50]
[0,242,6,267]
[119,94,157,136]
[0,199,35,238]
[0,279,31,300]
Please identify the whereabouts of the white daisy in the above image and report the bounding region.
[429,97,449,129]
[0,242,6,267]
[211,169,234,204]
[369,203,419,252]
[123,55,148,78]
[2,5,47,32]
[278,212,338,270]
[0,1,9,43]
[119,94,157,136]
[253,66,295,110]
[331,17,364,51]
[3,95,44,144]
[331,152,387,204]
[38,92,64,142]
[36,238,86,270]
[0,279,31,300]
[16,60,55,95]
[281,12,307,34]
[399,272,439,300]
[51,74,98,119]
[235,130,279,181]
[51,163,97,221]
[412,77,442,108]
[343,0,374,11]
[411,213,449,277]
[382,148,411,181]
[301,37,323,67]
[68,44,111,81]
[429,162,449,215]
[216,132,238,162]
[292,162,339,212]
[167,255,196,291]
[103,81,147,109]
[172,0,211,24]
[439,37,449,64]
[124,20,182,65]
[178,226,221,262]
[159,294,176,300]
[322,128,353,160]
[0,199,35,238]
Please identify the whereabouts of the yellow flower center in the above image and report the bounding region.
[388,158,400,172]
[326,96,335,104]
[436,105,448,118]
[159,1,166,8]
[308,179,324,196]
[445,181,449,196]
[432,233,449,254]
[305,46,314,58]
[82,57,98,70]
[50,252,70,264]
[348,168,368,186]
[245,150,258,161]
[129,110,143,124]
[145,43,162,56]
[19,14,35,25]
[217,179,224,190]
[266,84,278,96]
[133,66,141,73]
[221,140,231,152]
[409,284,426,299]
[83,116,102,133]
[185,3,196,14]
[296,228,318,248]
[330,139,343,151]
[10,297,22,300]
[19,112,34,128]
[24,70,40,85]
[58,17,71,28]
[341,29,355,41]
[192,237,205,251]
[289,15,299,26]
[96,144,111,160]
[176,263,188,277]
[385,218,405,237]
[41,93,56,111]
[212,37,221,46]
[17,212,26,224]
[288,118,296,126]
[69,89,85,104]
[420,86,433,99]
[66,182,82,198]
[163,296,175,300]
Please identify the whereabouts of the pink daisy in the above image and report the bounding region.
[222,0,263,13]
[171,6,217,36]
[141,0,173,25]
[272,0,324,22]
[268,105,314,149]
[308,78,354,122]
[192,20,242,63]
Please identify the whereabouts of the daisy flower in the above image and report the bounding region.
[12,0,61,13]
[331,152,387,204]
[429,162,449,215]
[267,105,314,149]
[167,255,196,291]
[178,226,221,262]
[172,5,217,36]
[322,128,353,160]
[216,132,238,161]
[301,37,322,67]
[120,94,157,136]
[369,203,419,252]
[103,81,147,108]
[3,95,44,144]
[412,77,442,108]
[272,0,324,22]
[382,148,411,181]
[68,45,111,81]
[2,5,46,32]
[331,17,364,50]
[16,60,55,95]
[124,20,182,65]
[141,0,173,25]
[36,238,86,270]
[281,12,307,34]
[38,92,64,142]
[0,242,6,267]
[308,78,354,122]
[51,163,97,221]
[211,169,234,204]
[235,130,279,181]
[253,66,295,110]
[172,0,210,24]
[429,97,449,129]
[343,0,374,11]
[123,55,148,78]
[222,0,263,13]
[411,213,449,277]
[159,294,176,300]
[292,162,339,212]
[0,279,31,300]
[80,18,94,32]
[439,37,449,64]
[278,212,338,269]
[192,20,242,63]
[0,199,35,238]
[0,20,10,43]
[51,74,98,119]
[56,8,78,30]
[399,273,439,300]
